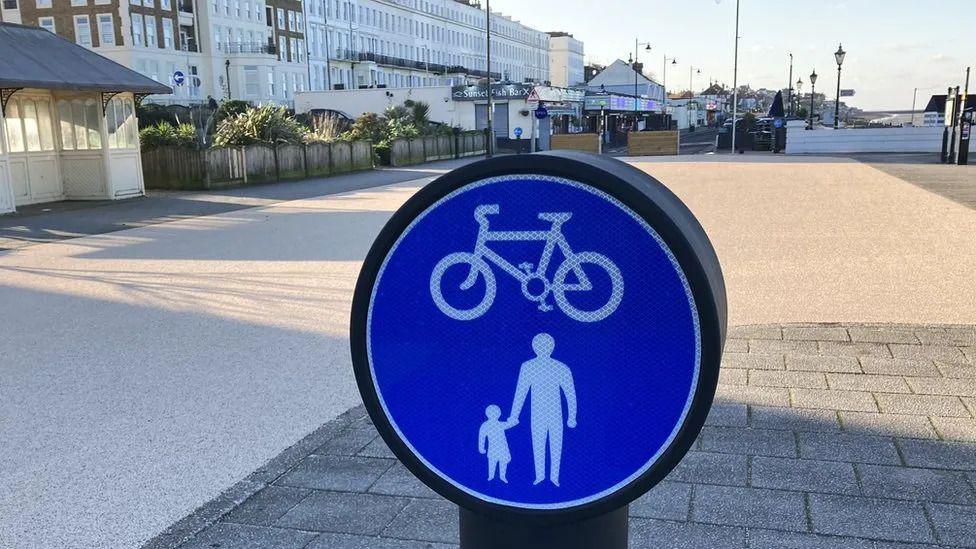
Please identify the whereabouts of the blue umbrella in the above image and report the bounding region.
[768,90,785,118]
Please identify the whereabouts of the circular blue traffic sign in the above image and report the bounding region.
[514,127,523,138]
[353,151,725,518]
[534,106,549,120]
[173,70,185,85]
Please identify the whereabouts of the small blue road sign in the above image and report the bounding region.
[773,118,784,129]
[353,152,725,518]
[173,70,185,86]
[534,106,549,120]
[514,127,523,138]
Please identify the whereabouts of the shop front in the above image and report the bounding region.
[583,93,663,147]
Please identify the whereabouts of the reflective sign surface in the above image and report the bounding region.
[366,174,701,509]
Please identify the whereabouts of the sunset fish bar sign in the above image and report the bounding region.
[351,151,726,548]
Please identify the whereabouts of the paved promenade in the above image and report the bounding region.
[153,323,976,549]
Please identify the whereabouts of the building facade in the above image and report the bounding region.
[547,31,583,88]
[3,0,557,105]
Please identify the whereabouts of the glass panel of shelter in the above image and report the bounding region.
[3,98,56,153]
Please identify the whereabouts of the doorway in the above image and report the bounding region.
[4,95,62,205]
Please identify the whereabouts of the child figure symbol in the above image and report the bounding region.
[478,405,514,482]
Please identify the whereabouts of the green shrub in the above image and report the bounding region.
[342,112,387,143]
[374,143,391,165]
[213,104,307,147]
[140,122,198,151]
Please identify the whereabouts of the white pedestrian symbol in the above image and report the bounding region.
[430,205,623,322]
[480,334,577,486]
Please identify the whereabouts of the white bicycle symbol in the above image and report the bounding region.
[429,204,624,322]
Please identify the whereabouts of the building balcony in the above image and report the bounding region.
[178,0,192,12]
[335,50,500,80]
[218,42,276,55]
[180,38,199,53]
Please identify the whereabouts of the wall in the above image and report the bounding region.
[295,86,461,125]
[786,126,974,154]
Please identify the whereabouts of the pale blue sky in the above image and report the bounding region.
[489,0,975,110]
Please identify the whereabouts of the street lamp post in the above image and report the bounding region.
[485,0,493,157]
[833,43,846,129]
[808,69,817,129]
[795,77,803,116]
[730,0,740,152]
[632,40,652,131]
[689,66,701,95]
[787,53,793,117]
[663,55,677,127]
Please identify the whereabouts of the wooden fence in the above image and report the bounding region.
[388,131,487,167]
[550,133,601,153]
[141,140,374,190]
[627,131,680,156]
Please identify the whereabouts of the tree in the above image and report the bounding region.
[213,104,307,147]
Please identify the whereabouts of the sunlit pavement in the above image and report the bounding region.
[1,155,974,547]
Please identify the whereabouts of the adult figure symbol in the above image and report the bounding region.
[508,333,577,487]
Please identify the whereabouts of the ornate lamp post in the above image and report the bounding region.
[795,77,803,116]
[663,55,677,124]
[833,43,846,129]
[808,69,817,129]
[631,41,652,129]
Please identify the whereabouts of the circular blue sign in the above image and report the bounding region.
[353,152,724,518]
[535,106,549,119]
[773,118,784,128]
[514,127,523,138]
[173,70,185,85]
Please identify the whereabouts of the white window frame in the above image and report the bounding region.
[145,15,158,47]
[70,0,87,6]
[35,0,52,8]
[161,18,173,48]
[38,16,55,32]
[97,13,114,46]
[73,15,92,47]
[131,13,143,46]
[160,0,170,8]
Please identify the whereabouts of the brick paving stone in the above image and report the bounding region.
[930,417,976,443]
[730,325,782,340]
[860,357,941,377]
[914,328,976,347]
[357,436,396,459]
[848,327,919,345]
[704,402,749,427]
[791,388,879,412]
[963,347,976,362]
[936,361,976,379]
[177,523,318,549]
[668,451,748,486]
[925,502,976,548]
[750,339,819,355]
[629,481,692,520]
[871,543,946,549]
[382,498,459,544]
[838,412,939,439]
[749,406,840,433]
[719,368,749,386]
[276,455,393,492]
[368,462,439,499]
[750,456,858,495]
[817,341,893,358]
[306,533,456,549]
[783,326,850,342]
[314,423,380,456]
[691,485,807,531]
[890,344,967,362]
[697,426,797,458]
[798,432,901,465]
[275,491,409,535]
[826,373,912,394]
[723,352,786,370]
[858,464,975,504]
[786,355,862,373]
[808,493,935,543]
[746,529,874,549]
[904,377,975,397]
[726,338,749,353]
[749,370,827,389]
[965,397,976,416]
[875,394,970,417]
[221,486,311,527]
[897,439,976,470]
[629,518,746,549]
[714,384,791,407]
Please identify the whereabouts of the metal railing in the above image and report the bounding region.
[337,49,499,79]
[217,42,276,55]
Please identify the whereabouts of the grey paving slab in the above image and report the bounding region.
[629,481,692,521]
[726,338,749,353]
[751,456,859,495]
[749,406,840,433]
[704,402,749,427]
[358,436,397,459]
[629,517,746,549]
[857,463,975,504]
[935,361,976,379]
[714,384,791,407]
[791,388,879,412]
[875,394,970,417]
[382,499,459,544]
[750,340,819,356]
[746,529,874,549]
[697,426,797,458]
[838,412,939,439]
[691,485,807,532]
[749,370,827,389]
[668,451,749,486]
[807,493,935,543]
[783,326,850,342]
[722,352,786,370]
[176,523,317,549]
[368,462,440,499]
[914,328,976,347]
[904,377,975,397]
[925,502,976,548]
[896,439,976,470]
[275,491,409,535]
[860,357,941,377]
[929,416,976,442]
[306,532,456,549]
[315,423,382,456]
[720,368,749,386]
[786,355,862,373]
[826,373,912,394]
[276,455,394,492]
[221,486,311,527]
[848,327,920,345]
[729,325,782,340]
[797,432,902,465]
[817,341,893,358]
[889,344,967,362]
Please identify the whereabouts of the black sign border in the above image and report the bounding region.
[351,150,727,524]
